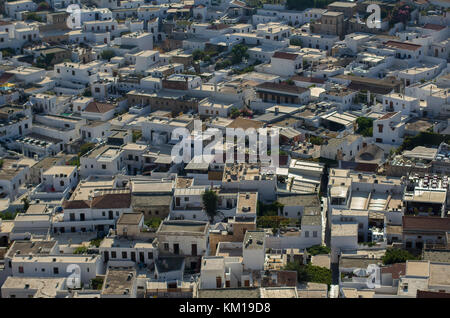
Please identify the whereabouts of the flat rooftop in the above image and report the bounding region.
[157,220,208,235]
[102,268,136,296]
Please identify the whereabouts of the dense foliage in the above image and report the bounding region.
[285,261,332,286]
[202,189,219,223]
[356,117,374,137]
[145,217,162,230]
[307,245,331,256]
[100,49,116,61]
[382,248,418,265]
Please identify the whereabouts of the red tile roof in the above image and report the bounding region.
[63,193,131,210]
[423,23,446,31]
[84,101,115,114]
[417,290,450,298]
[272,51,299,61]
[63,200,90,209]
[91,193,131,209]
[385,41,422,51]
[381,263,406,280]
[378,112,398,120]
[403,216,450,232]
[0,73,14,84]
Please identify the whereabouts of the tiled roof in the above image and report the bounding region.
[63,200,90,209]
[84,101,115,114]
[378,112,398,120]
[381,263,406,280]
[403,216,450,232]
[63,193,132,210]
[272,51,298,60]
[91,193,131,209]
[417,290,450,298]
[423,23,446,31]
[385,41,422,51]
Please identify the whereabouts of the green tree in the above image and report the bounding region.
[307,245,331,256]
[91,277,104,290]
[230,44,249,65]
[285,261,332,286]
[257,201,284,216]
[90,238,103,248]
[25,12,43,22]
[79,142,96,156]
[74,246,88,254]
[356,117,374,137]
[100,49,116,61]
[230,107,241,119]
[1,48,16,58]
[382,248,417,265]
[202,189,219,223]
[0,211,17,220]
[132,130,142,142]
[37,1,50,11]
[36,53,55,69]
[290,38,302,46]
[21,197,30,212]
[83,89,92,97]
[309,135,325,145]
[192,49,205,61]
[145,217,162,230]
[285,79,294,85]
[257,215,289,229]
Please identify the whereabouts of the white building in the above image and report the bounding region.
[242,230,265,271]
[382,93,420,116]
[373,112,406,146]
[41,165,78,193]
[11,255,102,285]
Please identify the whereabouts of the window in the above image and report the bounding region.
[122,251,127,258]
[53,267,59,274]
[111,251,117,258]
[313,231,317,238]
[378,124,383,133]
[148,252,153,259]
[305,231,309,238]
[18,266,24,273]
[164,243,169,250]
[102,164,106,169]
